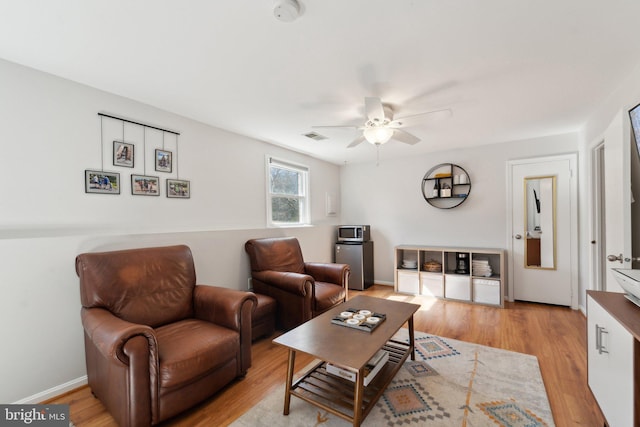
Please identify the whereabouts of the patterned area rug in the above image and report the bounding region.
[231,330,554,426]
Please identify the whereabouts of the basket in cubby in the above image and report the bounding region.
[422,260,442,272]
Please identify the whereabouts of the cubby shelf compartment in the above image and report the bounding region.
[394,245,505,307]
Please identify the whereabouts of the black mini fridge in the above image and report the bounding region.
[335,241,374,290]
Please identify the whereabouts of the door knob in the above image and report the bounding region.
[515,234,522,240]
[607,254,623,263]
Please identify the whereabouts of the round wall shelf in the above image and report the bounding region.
[421,163,471,209]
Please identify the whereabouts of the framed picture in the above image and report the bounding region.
[167,179,190,199]
[155,149,172,173]
[131,174,160,196]
[113,141,134,168]
[85,170,120,194]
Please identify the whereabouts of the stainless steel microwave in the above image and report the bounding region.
[337,225,370,242]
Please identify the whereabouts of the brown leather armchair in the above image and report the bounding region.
[75,245,256,427]
[245,237,350,330]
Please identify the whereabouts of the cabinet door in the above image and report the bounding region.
[397,271,419,294]
[587,295,634,426]
[420,272,443,297]
[444,275,471,300]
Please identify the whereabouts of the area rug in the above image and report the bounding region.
[231,329,554,426]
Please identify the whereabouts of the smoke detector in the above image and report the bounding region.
[274,0,300,22]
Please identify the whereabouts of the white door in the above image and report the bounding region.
[508,154,577,307]
[602,110,632,292]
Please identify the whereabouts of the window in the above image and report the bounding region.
[267,157,309,226]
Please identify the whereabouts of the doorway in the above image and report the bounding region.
[591,109,634,293]
[507,154,578,308]
[591,142,607,291]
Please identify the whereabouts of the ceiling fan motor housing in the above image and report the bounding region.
[365,105,393,126]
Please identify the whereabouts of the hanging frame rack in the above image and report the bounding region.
[97,112,180,136]
[99,112,182,178]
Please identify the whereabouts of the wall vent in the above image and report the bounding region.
[303,132,328,141]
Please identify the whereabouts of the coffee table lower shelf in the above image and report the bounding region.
[288,339,412,424]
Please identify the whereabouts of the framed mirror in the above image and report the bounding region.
[524,176,556,270]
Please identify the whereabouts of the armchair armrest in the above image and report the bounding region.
[194,285,256,374]
[305,262,350,287]
[193,285,257,332]
[81,307,157,365]
[251,270,314,296]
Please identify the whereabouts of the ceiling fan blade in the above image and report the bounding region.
[347,135,366,148]
[392,129,421,145]
[364,97,385,123]
[312,125,361,129]
[389,108,452,128]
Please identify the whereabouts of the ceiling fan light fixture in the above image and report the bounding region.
[363,126,394,145]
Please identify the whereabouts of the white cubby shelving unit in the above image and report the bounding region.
[394,245,506,307]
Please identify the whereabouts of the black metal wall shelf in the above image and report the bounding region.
[421,163,471,209]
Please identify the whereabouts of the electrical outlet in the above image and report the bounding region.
[247,277,252,290]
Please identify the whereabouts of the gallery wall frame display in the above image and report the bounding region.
[155,149,172,173]
[167,179,190,199]
[85,170,120,194]
[113,141,134,167]
[131,174,160,196]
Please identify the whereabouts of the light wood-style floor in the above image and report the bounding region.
[49,285,604,426]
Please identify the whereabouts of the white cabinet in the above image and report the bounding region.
[420,272,443,297]
[444,274,471,300]
[397,270,419,294]
[394,245,505,307]
[587,293,635,426]
[473,279,501,305]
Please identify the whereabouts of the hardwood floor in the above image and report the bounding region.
[49,285,604,426]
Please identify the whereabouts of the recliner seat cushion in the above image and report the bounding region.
[155,319,239,390]
[314,282,346,313]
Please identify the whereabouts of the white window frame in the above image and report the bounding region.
[266,156,310,227]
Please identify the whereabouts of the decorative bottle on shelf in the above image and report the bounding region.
[432,182,439,198]
[441,183,451,198]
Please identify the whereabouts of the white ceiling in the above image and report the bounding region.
[0,0,639,165]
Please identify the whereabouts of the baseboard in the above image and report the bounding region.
[374,281,393,286]
[14,376,88,404]
[578,303,586,316]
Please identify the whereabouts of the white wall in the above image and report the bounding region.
[0,58,342,403]
[340,133,578,287]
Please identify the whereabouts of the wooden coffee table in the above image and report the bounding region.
[273,295,420,427]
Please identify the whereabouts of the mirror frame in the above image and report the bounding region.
[523,175,557,270]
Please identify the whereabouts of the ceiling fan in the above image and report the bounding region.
[312,97,452,148]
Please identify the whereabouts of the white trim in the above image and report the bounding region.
[13,376,87,404]
[267,155,309,172]
[506,153,579,309]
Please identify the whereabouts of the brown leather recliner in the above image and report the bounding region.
[245,237,350,330]
[75,245,256,427]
